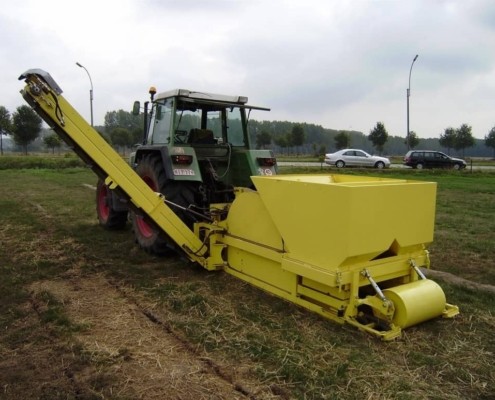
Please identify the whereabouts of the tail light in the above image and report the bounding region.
[171,155,193,165]
[257,157,277,167]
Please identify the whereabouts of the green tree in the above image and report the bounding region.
[290,124,305,155]
[256,130,272,149]
[104,109,142,134]
[407,131,420,149]
[368,122,388,154]
[12,105,42,155]
[274,134,288,155]
[110,127,132,155]
[43,133,62,154]
[334,130,351,150]
[485,127,495,158]
[439,127,456,154]
[311,143,327,157]
[131,127,143,145]
[454,124,475,157]
[312,143,318,156]
[0,105,12,155]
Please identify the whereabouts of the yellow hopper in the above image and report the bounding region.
[219,174,459,340]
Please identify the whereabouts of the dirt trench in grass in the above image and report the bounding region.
[0,187,285,400]
[26,267,285,400]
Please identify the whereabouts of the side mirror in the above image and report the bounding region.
[132,101,140,116]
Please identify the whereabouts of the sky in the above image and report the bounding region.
[2,0,495,139]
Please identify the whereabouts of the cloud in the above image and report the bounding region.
[3,0,495,139]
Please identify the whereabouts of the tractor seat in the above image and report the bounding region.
[188,129,215,144]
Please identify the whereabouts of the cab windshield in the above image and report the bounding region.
[174,100,247,146]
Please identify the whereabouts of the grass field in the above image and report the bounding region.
[0,165,494,399]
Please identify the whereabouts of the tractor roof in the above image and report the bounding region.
[155,89,248,105]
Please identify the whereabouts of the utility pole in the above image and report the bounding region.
[76,62,94,126]
[406,54,419,149]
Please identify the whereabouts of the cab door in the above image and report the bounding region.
[148,99,173,144]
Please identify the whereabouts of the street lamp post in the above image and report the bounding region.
[76,62,94,126]
[406,54,419,149]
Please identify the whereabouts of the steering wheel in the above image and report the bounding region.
[174,130,188,144]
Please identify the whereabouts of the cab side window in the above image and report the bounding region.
[226,107,245,146]
[150,99,173,144]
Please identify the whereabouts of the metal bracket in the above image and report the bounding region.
[361,269,387,302]
[18,69,63,95]
[409,259,426,280]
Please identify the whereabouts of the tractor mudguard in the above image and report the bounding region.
[134,145,203,182]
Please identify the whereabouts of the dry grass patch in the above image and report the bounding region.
[133,269,495,399]
[27,268,282,400]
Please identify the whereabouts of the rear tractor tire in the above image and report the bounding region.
[130,154,199,255]
[336,160,345,168]
[96,179,128,230]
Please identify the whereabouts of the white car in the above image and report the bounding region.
[325,149,390,169]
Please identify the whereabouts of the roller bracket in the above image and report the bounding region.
[409,259,426,280]
[361,269,387,303]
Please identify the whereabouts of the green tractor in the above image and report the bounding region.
[96,88,277,254]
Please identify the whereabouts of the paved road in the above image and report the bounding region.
[277,162,495,170]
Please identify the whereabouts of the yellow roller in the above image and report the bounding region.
[383,280,447,328]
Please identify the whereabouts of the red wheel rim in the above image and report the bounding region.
[97,185,110,221]
[136,176,156,238]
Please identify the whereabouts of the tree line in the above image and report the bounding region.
[251,120,495,158]
[0,105,143,156]
[2,104,495,158]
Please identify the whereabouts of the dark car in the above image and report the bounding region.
[403,150,466,170]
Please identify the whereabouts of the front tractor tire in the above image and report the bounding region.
[130,154,199,255]
[96,180,128,230]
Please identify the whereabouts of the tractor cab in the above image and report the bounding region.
[132,88,276,193]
